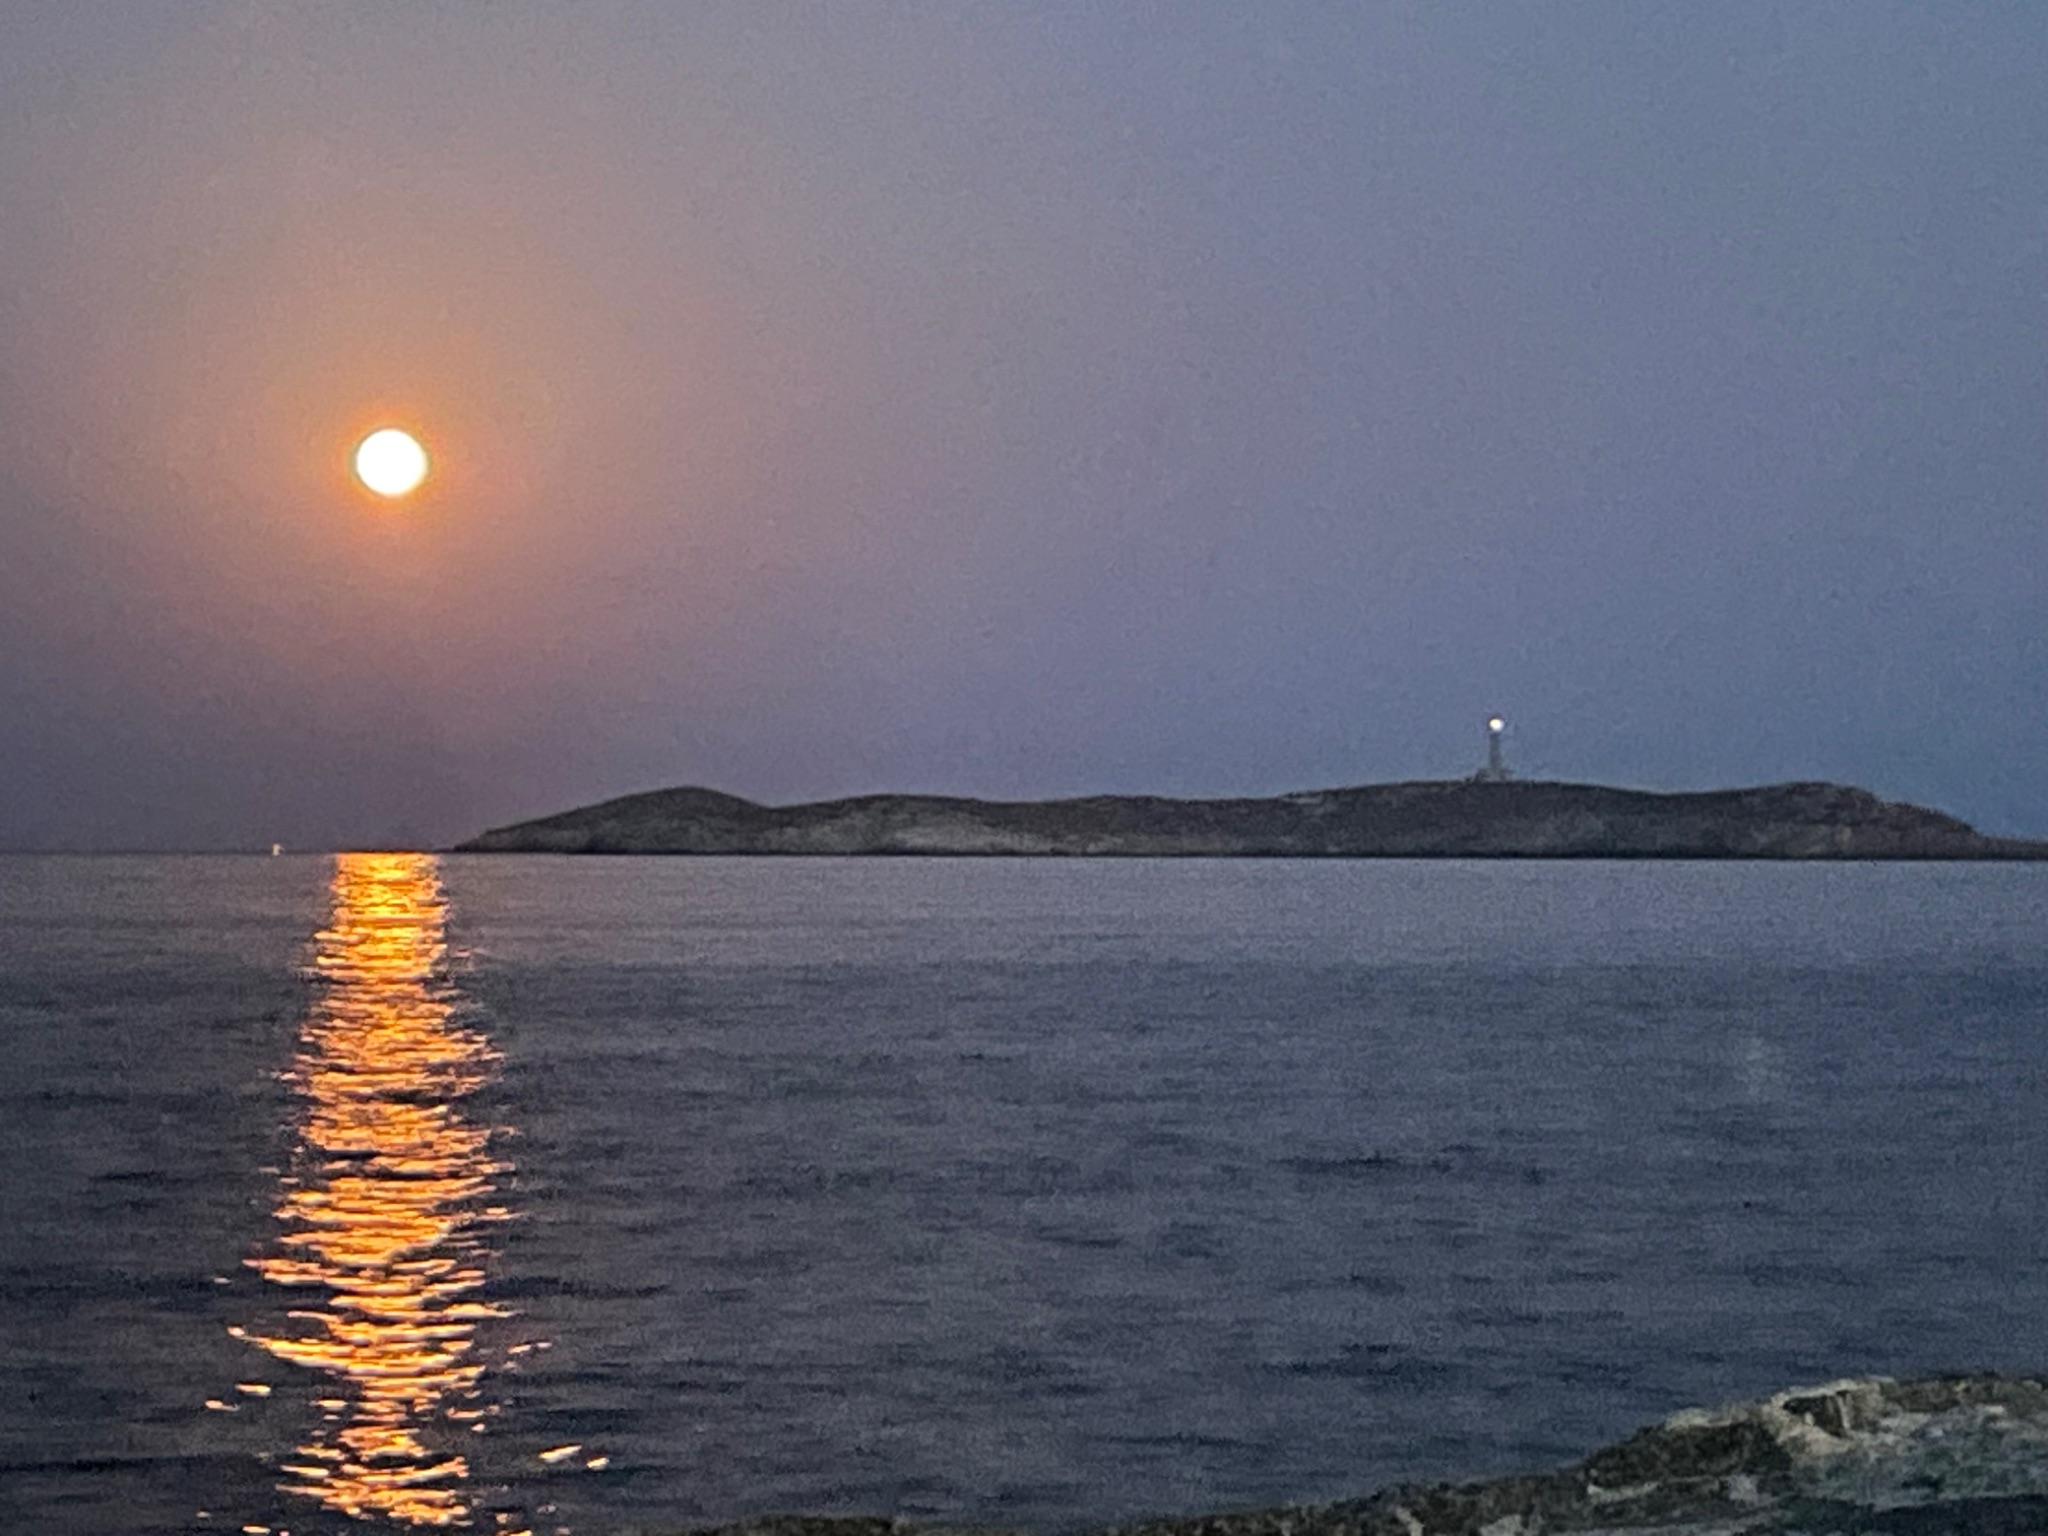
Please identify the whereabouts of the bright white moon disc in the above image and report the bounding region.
[353,429,429,498]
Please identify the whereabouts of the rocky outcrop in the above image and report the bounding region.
[1115,1375,2048,1536]
[657,1376,2048,1536]
[457,781,2044,858]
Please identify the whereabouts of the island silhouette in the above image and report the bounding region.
[456,779,2046,859]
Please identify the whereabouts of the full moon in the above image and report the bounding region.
[353,428,430,498]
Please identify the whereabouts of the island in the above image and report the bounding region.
[456,780,2047,859]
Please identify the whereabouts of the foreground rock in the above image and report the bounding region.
[656,1376,2048,1536]
[459,781,2045,858]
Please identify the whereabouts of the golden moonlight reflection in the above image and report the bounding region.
[239,853,516,1527]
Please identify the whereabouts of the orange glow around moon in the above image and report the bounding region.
[353,428,430,498]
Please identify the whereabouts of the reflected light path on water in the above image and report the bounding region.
[238,853,519,1528]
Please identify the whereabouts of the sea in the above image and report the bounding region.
[1,853,2043,1536]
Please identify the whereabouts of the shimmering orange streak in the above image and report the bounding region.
[244,852,515,1528]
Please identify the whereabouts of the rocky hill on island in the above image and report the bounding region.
[456,779,2045,859]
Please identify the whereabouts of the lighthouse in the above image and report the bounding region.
[1476,715,1511,782]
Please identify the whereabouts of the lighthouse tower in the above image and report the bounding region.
[1476,716,1511,782]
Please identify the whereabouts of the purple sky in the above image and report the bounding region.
[1,2,2041,849]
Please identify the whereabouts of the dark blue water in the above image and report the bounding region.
[1,854,2043,1534]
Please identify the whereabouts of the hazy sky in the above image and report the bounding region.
[1,2,2041,849]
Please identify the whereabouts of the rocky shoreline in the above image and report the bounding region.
[458,781,2048,859]
[645,1376,2048,1536]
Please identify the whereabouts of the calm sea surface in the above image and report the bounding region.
[1,854,2043,1535]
